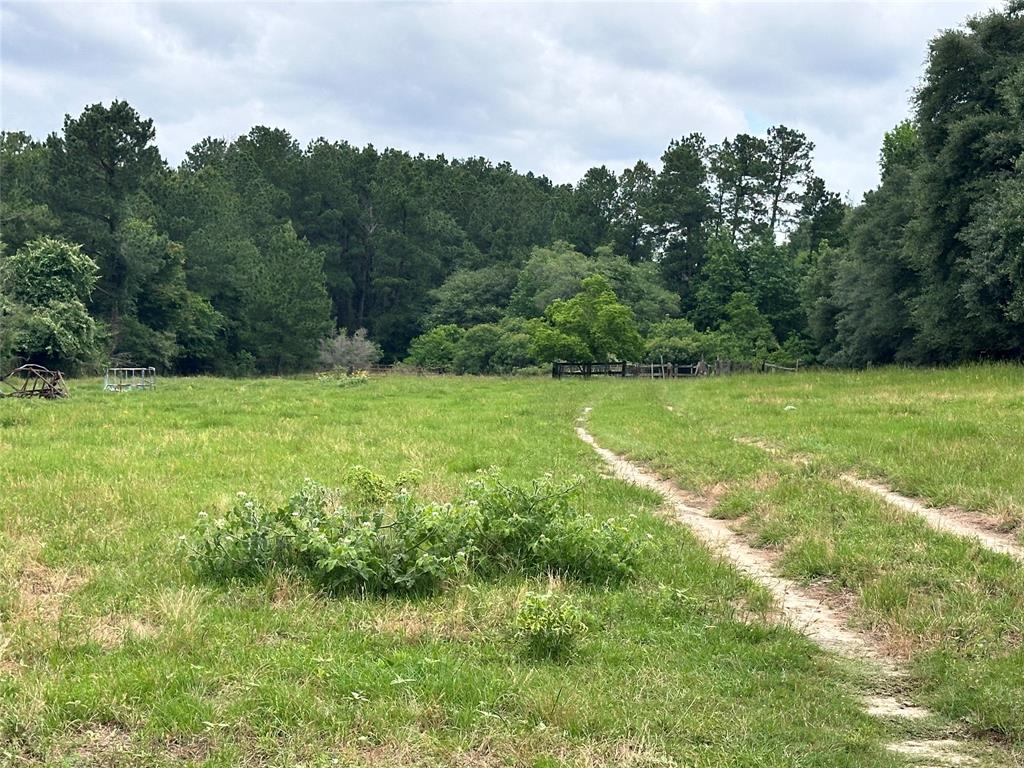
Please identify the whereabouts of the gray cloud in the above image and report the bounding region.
[0,1,995,200]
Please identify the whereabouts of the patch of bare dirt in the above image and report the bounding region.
[69,724,136,765]
[887,739,980,766]
[566,738,681,767]
[89,615,160,649]
[840,475,1024,563]
[342,739,503,767]
[734,435,812,467]
[863,695,931,720]
[160,735,213,763]
[15,560,87,623]
[0,631,19,677]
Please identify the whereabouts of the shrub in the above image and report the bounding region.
[183,470,474,594]
[463,472,643,584]
[405,325,464,371]
[316,369,370,387]
[514,591,587,659]
[318,328,382,371]
[0,236,99,371]
[183,468,644,595]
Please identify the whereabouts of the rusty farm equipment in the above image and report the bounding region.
[0,364,70,399]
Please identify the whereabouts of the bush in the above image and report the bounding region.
[463,472,643,584]
[183,470,475,594]
[0,236,99,371]
[319,328,382,371]
[406,324,464,371]
[514,591,587,659]
[183,468,644,595]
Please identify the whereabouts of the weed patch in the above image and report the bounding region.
[183,467,644,595]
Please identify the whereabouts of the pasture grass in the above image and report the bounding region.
[589,364,1024,746]
[0,369,1021,766]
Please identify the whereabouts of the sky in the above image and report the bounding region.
[0,1,998,202]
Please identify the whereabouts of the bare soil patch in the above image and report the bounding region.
[15,559,87,624]
[89,614,160,649]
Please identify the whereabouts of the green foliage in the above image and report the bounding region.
[463,472,644,584]
[714,292,779,362]
[509,241,596,317]
[0,236,99,369]
[184,468,643,594]
[534,275,644,363]
[10,4,1023,378]
[406,324,465,371]
[646,318,711,361]
[427,264,518,328]
[243,224,333,373]
[2,235,97,306]
[514,591,588,660]
[452,323,504,375]
[183,471,473,594]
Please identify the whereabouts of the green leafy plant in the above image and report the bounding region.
[182,470,475,594]
[514,590,587,659]
[182,468,643,596]
[464,472,643,584]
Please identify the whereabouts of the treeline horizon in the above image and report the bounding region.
[1,3,1021,375]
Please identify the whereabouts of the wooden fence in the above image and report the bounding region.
[551,360,799,379]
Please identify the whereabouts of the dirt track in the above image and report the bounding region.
[577,410,996,767]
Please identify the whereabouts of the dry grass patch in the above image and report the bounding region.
[14,559,88,625]
[66,723,136,766]
[89,614,160,649]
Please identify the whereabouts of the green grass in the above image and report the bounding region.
[588,365,1024,747]
[1,370,1021,766]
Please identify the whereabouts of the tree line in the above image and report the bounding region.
[1,3,1021,375]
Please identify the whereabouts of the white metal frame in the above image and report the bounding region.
[103,367,157,392]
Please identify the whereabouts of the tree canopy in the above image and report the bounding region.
[1,3,1020,374]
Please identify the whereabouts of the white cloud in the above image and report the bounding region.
[0,0,997,199]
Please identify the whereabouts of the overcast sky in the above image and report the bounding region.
[1,1,997,201]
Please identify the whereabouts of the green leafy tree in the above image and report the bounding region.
[534,275,643,362]
[692,235,747,330]
[564,165,618,254]
[708,134,769,243]
[646,318,710,362]
[0,132,59,253]
[46,101,164,320]
[593,246,680,330]
[909,5,1024,360]
[715,292,778,362]
[611,160,656,263]
[452,323,504,374]
[509,241,596,316]
[763,125,814,237]
[0,237,99,370]
[427,264,518,328]
[647,134,712,300]
[406,324,465,371]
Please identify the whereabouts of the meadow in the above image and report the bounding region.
[1,367,1022,767]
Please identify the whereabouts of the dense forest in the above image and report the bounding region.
[1,3,1021,375]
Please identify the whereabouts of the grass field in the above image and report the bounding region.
[1,367,1022,767]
